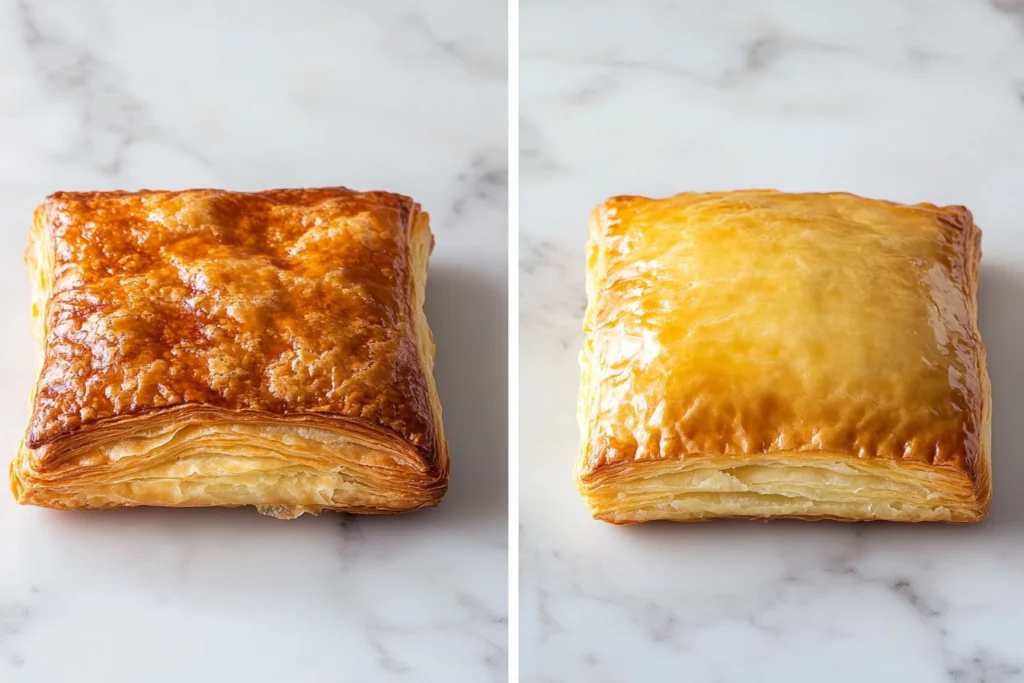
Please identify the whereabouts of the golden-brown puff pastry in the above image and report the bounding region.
[578,190,990,524]
[11,187,448,518]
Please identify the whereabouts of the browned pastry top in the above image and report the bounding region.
[582,191,987,480]
[27,188,436,456]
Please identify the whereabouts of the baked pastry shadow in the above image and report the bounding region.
[423,264,509,523]
[609,262,1022,537]
[9,265,507,533]
[976,262,1024,529]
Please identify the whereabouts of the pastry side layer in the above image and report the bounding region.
[581,452,988,524]
[12,409,444,518]
[14,188,448,515]
[577,190,990,523]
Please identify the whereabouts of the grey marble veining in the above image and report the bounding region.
[0,1,507,681]
[520,1,1024,681]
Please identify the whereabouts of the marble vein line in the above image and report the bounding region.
[451,149,509,218]
[16,0,208,176]
[401,10,505,81]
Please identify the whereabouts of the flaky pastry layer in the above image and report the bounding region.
[13,188,448,517]
[577,190,991,523]
[581,452,988,524]
[12,409,444,518]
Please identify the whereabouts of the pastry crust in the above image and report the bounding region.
[12,188,448,518]
[577,190,990,524]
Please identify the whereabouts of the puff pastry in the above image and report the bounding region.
[11,187,448,518]
[578,190,990,524]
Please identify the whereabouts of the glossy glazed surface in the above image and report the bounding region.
[28,188,438,458]
[578,190,990,522]
[14,187,448,515]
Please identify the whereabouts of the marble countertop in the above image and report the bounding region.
[0,1,507,682]
[520,1,1024,681]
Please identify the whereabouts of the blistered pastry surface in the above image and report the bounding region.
[27,188,437,458]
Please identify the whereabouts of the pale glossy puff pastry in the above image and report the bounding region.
[11,188,448,518]
[577,190,991,524]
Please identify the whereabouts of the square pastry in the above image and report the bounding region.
[577,190,990,524]
[11,188,448,518]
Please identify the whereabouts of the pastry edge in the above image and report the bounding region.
[575,447,991,525]
[576,191,992,525]
[11,191,450,517]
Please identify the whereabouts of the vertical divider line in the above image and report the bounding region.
[507,0,520,679]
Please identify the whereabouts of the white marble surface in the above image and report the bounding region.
[0,1,507,681]
[520,1,1024,681]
